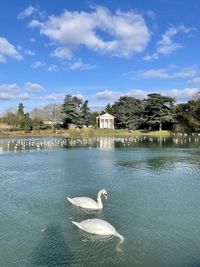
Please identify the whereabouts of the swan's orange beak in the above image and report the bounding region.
[104,193,108,200]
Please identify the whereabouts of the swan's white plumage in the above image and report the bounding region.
[67,189,107,210]
[72,218,124,245]
[67,197,99,209]
[72,219,115,235]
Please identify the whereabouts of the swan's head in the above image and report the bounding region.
[101,189,108,200]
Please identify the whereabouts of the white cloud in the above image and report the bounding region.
[95,90,121,101]
[24,82,44,92]
[24,49,35,56]
[0,82,44,101]
[18,92,31,100]
[69,59,95,70]
[157,25,192,55]
[17,5,44,20]
[145,10,156,20]
[137,69,170,79]
[18,6,37,19]
[47,64,58,72]
[0,92,31,100]
[51,47,72,59]
[30,38,36,42]
[164,88,199,101]
[29,6,150,58]
[143,25,194,60]
[0,83,31,100]
[74,93,85,100]
[44,92,66,101]
[0,82,198,104]
[137,87,199,102]
[0,37,23,63]
[7,45,35,57]
[0,83,20,92]
[93,87,199,104]
[29,19,43,28]
[126,89,148,99]
[157,43,181,55]
[0,53,6,63]
[190,77,200,86]
[0,92,16,100]
[0,82,66,102]
[129,66,198,80]
[31,60,45,68]
[142,53,158,61]
[17,45,23,51]
[173,68,198,78]
[94,89,147,102]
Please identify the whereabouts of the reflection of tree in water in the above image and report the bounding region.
[147,153,200,172]
[146,156,170,171]
[117,152,200,173]
[116,156,172,172]
[31,224,74,266]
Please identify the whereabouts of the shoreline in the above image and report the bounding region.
[0,129,189,139]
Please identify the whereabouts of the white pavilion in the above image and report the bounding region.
[97,113,115,129]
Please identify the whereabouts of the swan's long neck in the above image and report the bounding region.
[116,232,124,243]
[115,232,124,252]
[97,191,103,209]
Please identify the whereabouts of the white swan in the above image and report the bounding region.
[67,189,107,210]
[72,218,124,250]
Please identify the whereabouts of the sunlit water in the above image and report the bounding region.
[0,136,200,267]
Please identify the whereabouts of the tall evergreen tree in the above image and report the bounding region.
[103,103,113,114]
[17,103,25,116]
[176,99,200,132]
[90,112,99,127]
[62,95,91,128]
[144,93,175,131]
[80,100,91,126]
[22,113,33,131]
[62,95,82,127]
[2,103,33,130]
[111,96,143,129]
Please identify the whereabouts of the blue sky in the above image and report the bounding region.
[0,0,200,113]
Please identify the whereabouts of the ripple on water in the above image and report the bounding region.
[0,145,200,266]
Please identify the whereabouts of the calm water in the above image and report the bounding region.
[0,137,200,267]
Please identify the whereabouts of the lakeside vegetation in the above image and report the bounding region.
[0,91,199,138]
[0,127,185,139]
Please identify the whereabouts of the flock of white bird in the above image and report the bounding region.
[67,189,124,249]
[0,134,199,152]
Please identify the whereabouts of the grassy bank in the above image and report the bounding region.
[0,128,174,138]
[66,128,174,138]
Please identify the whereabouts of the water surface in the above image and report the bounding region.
[0,137,200,266]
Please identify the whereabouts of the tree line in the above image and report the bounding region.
[0,91,199,132]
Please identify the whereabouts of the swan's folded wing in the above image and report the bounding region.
[70,197,98,209]
[80,219,116,235]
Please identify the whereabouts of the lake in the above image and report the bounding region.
[0,136,200,267]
